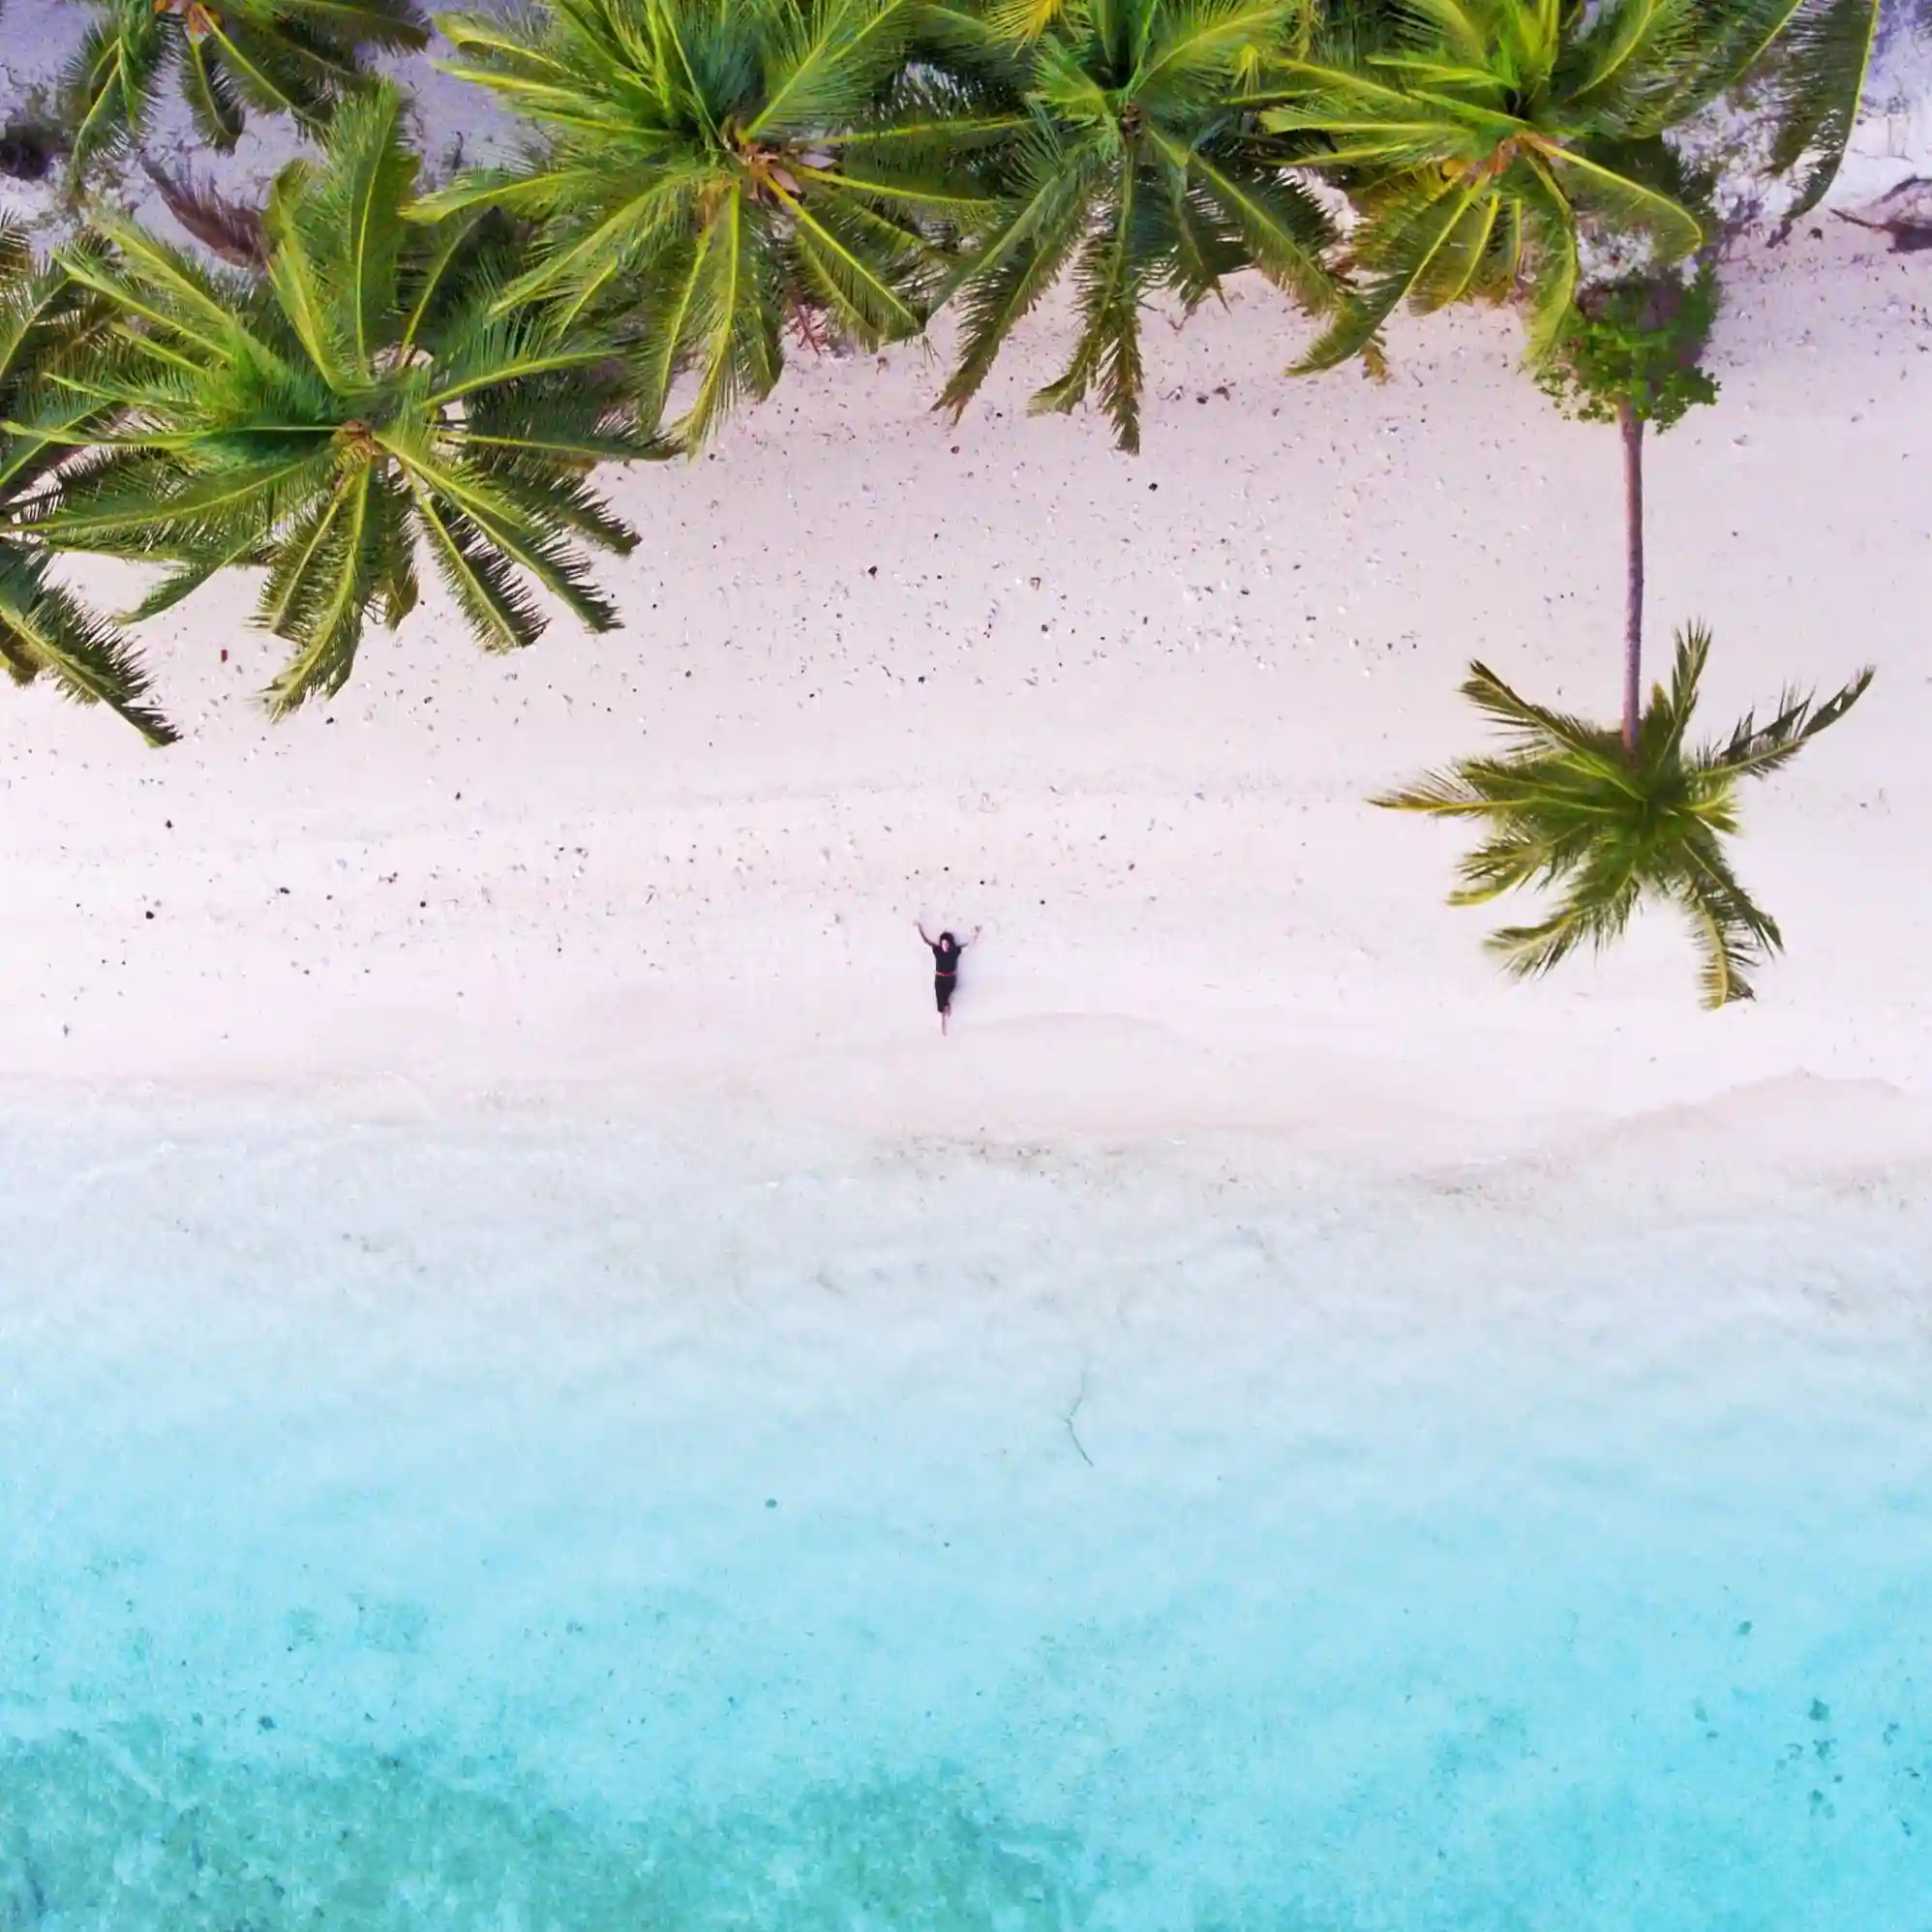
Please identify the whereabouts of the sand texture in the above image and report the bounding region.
[0,235,1925,1157]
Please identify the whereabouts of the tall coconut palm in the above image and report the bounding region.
[925,0,1341,452]
[62,0,429,175]
[0,223,175,743]
[1536,259,1719,753]
[1263,0,1736,373]
[1376,628,1871,1008]
[27,84,653,716]
[421,0,985,451]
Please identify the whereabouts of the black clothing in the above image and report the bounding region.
[929,936,962,1012]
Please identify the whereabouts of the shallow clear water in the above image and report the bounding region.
[2,1102,1928,1929]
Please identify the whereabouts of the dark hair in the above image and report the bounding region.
[938,930,956,947]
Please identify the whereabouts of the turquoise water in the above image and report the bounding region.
[2,1102,1928,1928]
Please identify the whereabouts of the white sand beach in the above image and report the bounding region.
[0,213,1927,1160]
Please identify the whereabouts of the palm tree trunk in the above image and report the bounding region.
[1620,401,1644,756]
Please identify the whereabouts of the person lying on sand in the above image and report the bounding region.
[916,922,979,1036]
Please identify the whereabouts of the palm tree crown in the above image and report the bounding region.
[1377,626,1871,1007]
[423,0,984,450]
[0,225,176,743]
[1266,0,1727,373]
[928,0,1340,451]
[63,0,429,174]
[30,84,654,716]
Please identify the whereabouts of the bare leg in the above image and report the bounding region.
[941,1007,950,1037]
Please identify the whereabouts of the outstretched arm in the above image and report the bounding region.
[916,921,933,947]
[965,926,981,947]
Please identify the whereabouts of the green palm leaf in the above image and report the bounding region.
[1172,138,1335,310]
[257,462,382,709]
[748,0,916,137]
[1293,174,1485,372]
[1754,0,1884,220]
[23,85,652,720]
[933,139,1097,421]
[63,6,172,172]
[180,29,249,148]
[933,0,1340,448]
[0,550,177,743]
[1378,627,1871,1007]
[432,0,968,450]
[0,230,175,743]
[62,0,428,178]
[1029,169,1148,448]
[408,478,548,653]
[1268,0,1709,373]
[1661,0,1883,223]
[264,80,417,377]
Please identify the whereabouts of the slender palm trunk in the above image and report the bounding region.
[1620,402,1644,755]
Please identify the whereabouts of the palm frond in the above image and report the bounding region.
[1458,657,1623,762]
[1132,0,1302,105]
[1181,143,1338,311]
[62,6,171,173]
[180,27,248,148]
[1538,143,1704,258]
[0,548,176,743]
[1669,829,1782,1006]
[63,0,426,177]
[777,179,935,340]
[264,82,417,378]
[141,159,267,267]
[1276,0,1724,373]
[670,187,785,450]
[1379,626,1867,1007]
[407,476,550,650]
[1027,171,1147,448]
[1666,0,1878,222]
[63,212,256,363]
[1702,659,1872,781]
[381,423,624,632]
[22,81,637,712]
[748,0,917,138]
[257,462,383,711]
[935,143,1096,419]
[1483,859,1643,981]
[984,0,1074,41]
[1294,177,1484,373]
[1760,0,1883,219]
[432,0,947,444]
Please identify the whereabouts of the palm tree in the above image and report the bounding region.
[1376,628,1871,1007]
[0,223,175,743]
[1534,259,1721,758]
[1262,0,1735,373]
[62,0,429,175]
[422,0,984,451]
[925,0,1341,451]
[28,84,654,716]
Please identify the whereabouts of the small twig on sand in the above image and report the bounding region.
[1065,1374,1094,1468]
